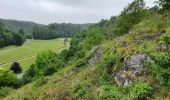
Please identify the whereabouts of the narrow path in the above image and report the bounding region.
[0,45,67,67]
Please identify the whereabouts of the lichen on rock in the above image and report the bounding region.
[115,53,150,86]
[87,46,104,67]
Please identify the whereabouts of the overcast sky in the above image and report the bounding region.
[0,0,156,24]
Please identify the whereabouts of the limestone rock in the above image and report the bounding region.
[157,42,167,52]
[115,53,149,86]
[88,46,104,67]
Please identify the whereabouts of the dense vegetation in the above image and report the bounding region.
[1,0,170,99]
[0,20,26,48]
[32,23,90,39]
[1,19,40,35]
[0,19,90,47]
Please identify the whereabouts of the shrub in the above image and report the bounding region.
[33,77,48,87]
[74,84,86,96]
[114,0,147,34]
[131,81,152,100]
[97,55,115,84]
[10,62,22,74]
[131,19,161,34]
[0,70,19,88]
[150,52,170,67]
[84,27,104,49]
[76,59,86,67]
[35,51,56,77]
[21,64,36,84]
[163,32,170,45]
[100,85,124,100]
[146,60,170,87]
[0,87,14,97]
[59,49,70,61]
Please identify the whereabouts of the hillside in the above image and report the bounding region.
[1,19,91,36]
[4,29,170,99]
[1,19,41,34]
[1,0,170,100]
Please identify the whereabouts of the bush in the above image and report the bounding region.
[0,70,19,88]
[33,77,48,87]
[21,64,36,84]
[25,51,67,78]
[146,60,170,87]
[163,31,170,45]
[150,52,170,67]
[96,55,115,85]
[10,62,22,74]
[0,87,14,97]
[85,27,104,49]
[74,84,86,96]
[114,0,147,34]
[100,85,124,100]
[59,49,70,61]
[131,19,162,34]
[35,51,56,77]
[131,81,152,100]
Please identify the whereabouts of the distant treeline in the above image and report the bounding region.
[0,19,91,47]
[2,19,42,36]
[32,23,91,40]
[0,19,26,48]
[1,19,91,40]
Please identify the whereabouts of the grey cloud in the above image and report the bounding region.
[0,0,156,24]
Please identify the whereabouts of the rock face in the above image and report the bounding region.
[87,46,104,67]
[115,53,150,86]
[157,42,167,52]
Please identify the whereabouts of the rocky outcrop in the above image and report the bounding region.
[136,30,166,43]
[87,46,104,67]
[115,53,150,86]
[157,42,167,52]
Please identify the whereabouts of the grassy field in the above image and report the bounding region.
[0,38,69,71]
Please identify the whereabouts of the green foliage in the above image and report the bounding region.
[1,19,90,39]
[158,0,170,11]
[94,54,115,85]
[59,49,70,61]
[0,87,14,97]
[68,31,86,58]
[161,27,170,44]
[35,51,56,77]
[74,84,86,96]
[32,23,90,40]
[0,19,4,33]
[132,18,165,34]
[68,27,104,60]
[84,27,104,49]
[22,64,36,84]
[0,70,19,88]
[131,81,152,100]
[114,0,147,34]
[146,40,170,87]
[150,52,170,67]
[33,77,48,87]
[100,85,124,100]
[95,17,118,39]
[23,49,69,81]
[146,57,170,87]
[0,30,26,48]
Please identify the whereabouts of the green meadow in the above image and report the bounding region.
[0,38,69,71]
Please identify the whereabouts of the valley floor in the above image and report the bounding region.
[0,38,69,71]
